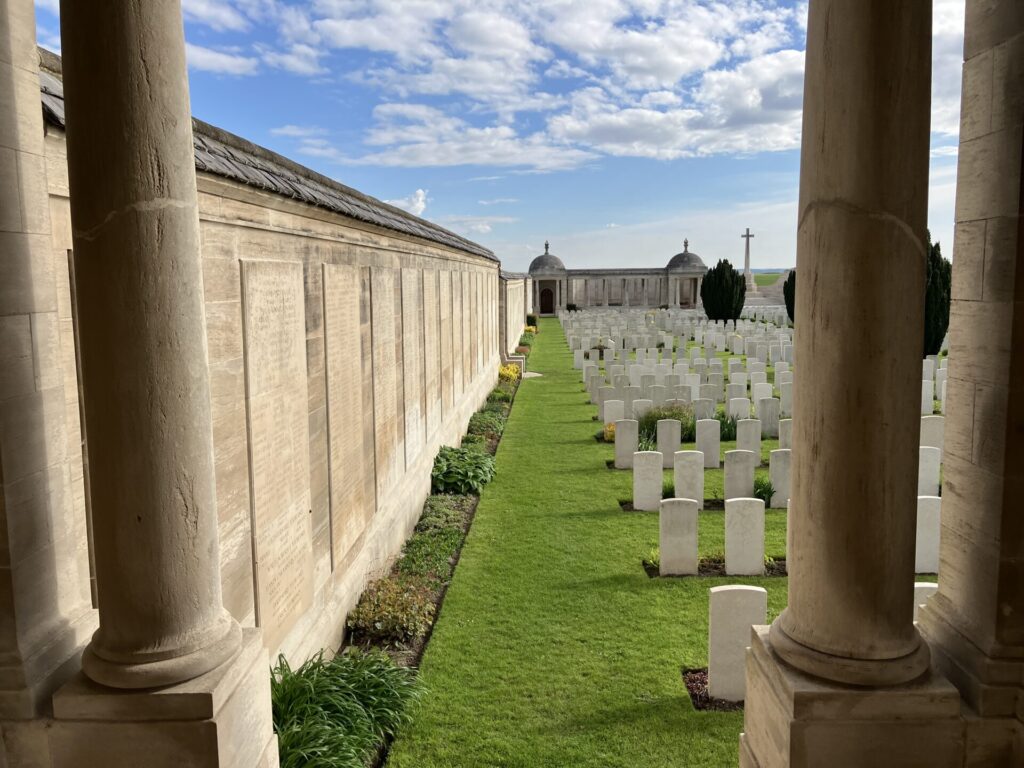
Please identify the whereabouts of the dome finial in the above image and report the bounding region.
[544,240,549,254]
[683,238,689,252]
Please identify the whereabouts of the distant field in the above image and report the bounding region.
[755,272,782,287]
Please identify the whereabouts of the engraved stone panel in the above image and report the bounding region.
[439,271,454,413]
[323,264,372,569]
[422,270,441,436]
[461,271,471,390]
[240,259,313,653]
[402,268,425,465]
[372,268,405,497]
[452,271,464,396]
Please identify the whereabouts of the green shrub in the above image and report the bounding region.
[924,232,951,356]
[518,333,534,348]
[395,528,463,584]
[662,478,675,499]
[431,446,496,495]
[701,259,745,321]
[637,404,696,444]
[526,313,538,326]
[783,270,796,324]
[642,546,660,571]
[715,409,738,441]
[347,576,435,646]
[415,495,471,535]
[566,303,578,312]
[753,476,774,507]
[271,648,420,768]
[460,433,486,450]
[482,400,509,417]
[638,434,657,452]
[468,410,504,438]
[487,387,512,403]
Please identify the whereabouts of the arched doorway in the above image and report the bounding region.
[540,287,554,314]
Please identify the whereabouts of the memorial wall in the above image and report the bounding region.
[41,122,501,663]
[500,274,530,357]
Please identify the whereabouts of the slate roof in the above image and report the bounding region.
[37,50,495,263]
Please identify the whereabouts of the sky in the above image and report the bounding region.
[34,0,964,272]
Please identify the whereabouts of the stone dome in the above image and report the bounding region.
[528,241,566,274]
[666,239,707,272]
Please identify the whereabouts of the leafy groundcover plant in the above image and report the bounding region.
[431,445,496,495]
[271,649,420,768]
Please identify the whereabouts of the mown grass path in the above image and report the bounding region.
[388,318,788,768]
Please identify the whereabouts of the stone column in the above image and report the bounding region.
[53,1,277,764]
[742,2,966,764]
[623,278,629,306]
[60,0,242,689]
[603,279,609,306]
[768,0,932,688]
[0,0,96,721]
[919,0,1024,724]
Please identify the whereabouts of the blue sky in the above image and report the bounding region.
[34,0,964,272]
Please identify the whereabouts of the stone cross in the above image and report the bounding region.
[742,228,758,293]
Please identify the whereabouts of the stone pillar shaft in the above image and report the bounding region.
[918,0,1024,714]
[769,0,932,685]
[60,0,241,688]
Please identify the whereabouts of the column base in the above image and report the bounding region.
[742,625,965,767]
[50,628,277,768]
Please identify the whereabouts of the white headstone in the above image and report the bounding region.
[633,451,663,512]
[737,418,761,456]
[918,446,941,496]
[779,418,792,449]
[659,498,699,576]
[921,380,934,415]
[633,398,653,421]
[759,397,781,438]
[614,419,638,469]
[604,399,624,427]
[769,449,791,508]
[725,450,757,500]
[725,498,765,576]
[752,383,773,417]
[696,419,721,469]
[915,496,941,573]
[920,415,944,452]
[708,585,767,702]
[913,581,938,622]
[657,419,682,468]
[728,397,752,421]
[673,451,704,510]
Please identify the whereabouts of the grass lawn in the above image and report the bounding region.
[754,272,782,287]
[387,318,788,768]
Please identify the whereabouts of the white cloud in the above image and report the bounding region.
[186,43,259,75]
[478,198,519,206]
[182,0,250,31]
[261,43,328,75]
[384,188,429,216]
[438,214,518,234]
[271,124,327,137]
[35,0,60,16]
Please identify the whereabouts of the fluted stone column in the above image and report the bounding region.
[60,0,240,690]
[768,0,932,687]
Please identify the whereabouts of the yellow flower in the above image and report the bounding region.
[604,422,616,442]
[499,363,521,383]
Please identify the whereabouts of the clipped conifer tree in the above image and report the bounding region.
[700,259,745,321]
[923,232,951,356]
[783,270,796,324]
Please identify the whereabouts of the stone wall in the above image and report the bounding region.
[42,125,500,662]
[500,275,528,356]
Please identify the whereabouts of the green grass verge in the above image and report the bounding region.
[387,318,787,768]
[754,272,782,287]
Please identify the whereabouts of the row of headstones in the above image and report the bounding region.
[921,356,950,415]
[589,367,792,416]
[633,446,791,510]
[570,330,793,366]
[584,355,788,396]
[705,580,939,702]
[655,493,941,580]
